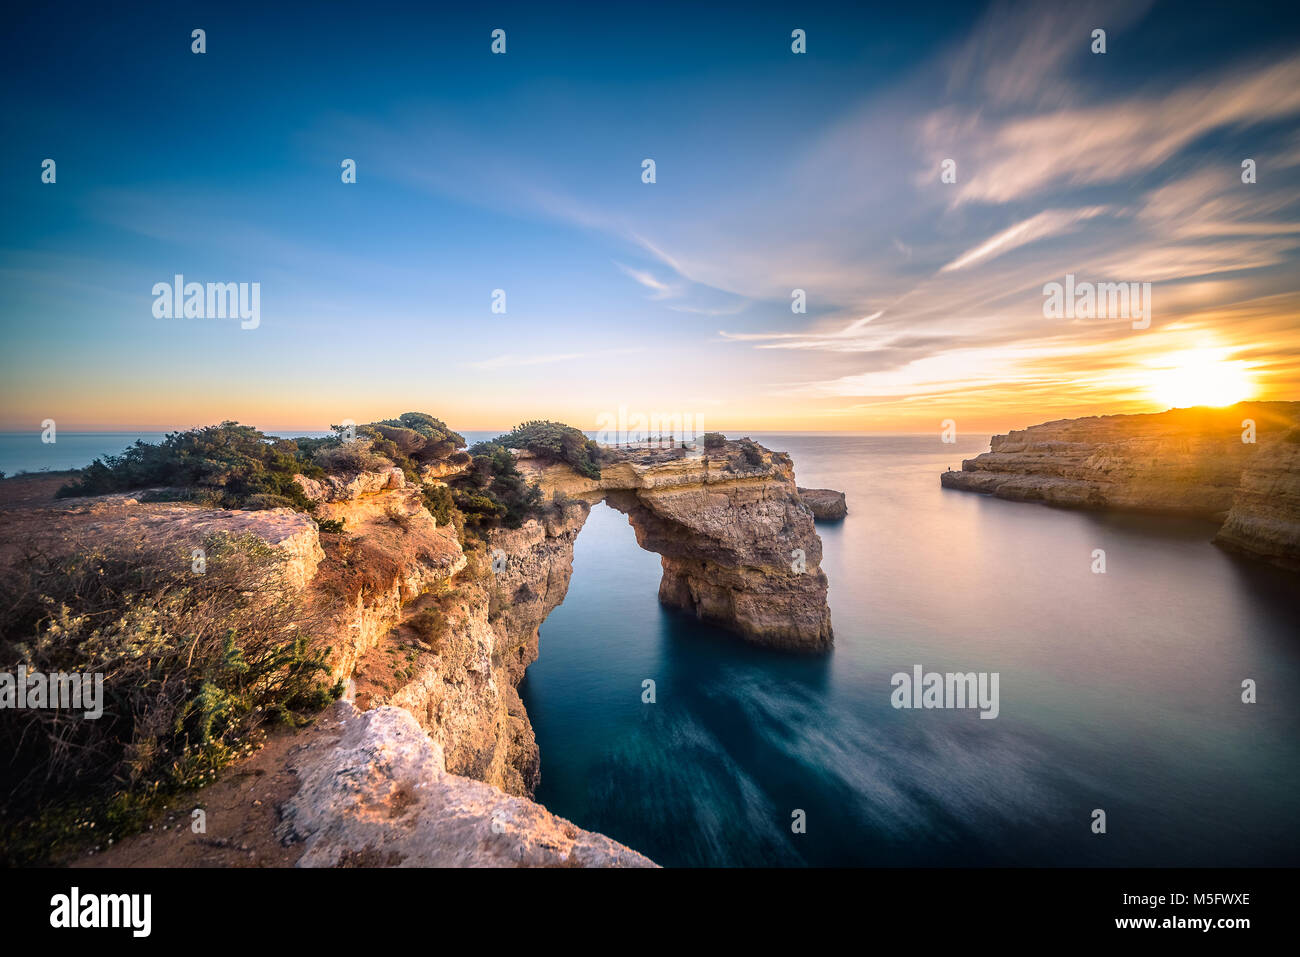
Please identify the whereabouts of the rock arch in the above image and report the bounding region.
[516,444,833,652]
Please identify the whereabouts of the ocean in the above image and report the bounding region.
[518,433,1300,867]
[8,430,1297,867]
[0,432,171,476]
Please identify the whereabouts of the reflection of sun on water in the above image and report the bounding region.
[1147,348,1255,409]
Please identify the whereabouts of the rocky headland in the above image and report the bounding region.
[941,402,1300,570]
[1,423,835,867]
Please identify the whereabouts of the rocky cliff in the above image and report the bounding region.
[517,442,833,652]
[289,439,833,861]
[941,402,1300,569]
[278,702,654,868]
[366,502,591,797]
[1215,436,1300,571]
[38,435,831,866]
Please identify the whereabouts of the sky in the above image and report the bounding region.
[2,0,1299,435]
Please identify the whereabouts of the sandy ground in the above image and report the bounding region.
[0,471,72,508]
[68,714,347,868]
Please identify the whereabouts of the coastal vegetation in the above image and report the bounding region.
[56,421,324,510]
[355,412,470,480]
[450,420,600,533]
[473,420,601,479]
[52,413,471,507]
[49,413,593,539]
[449,442,543,531]
[0,534,341,865]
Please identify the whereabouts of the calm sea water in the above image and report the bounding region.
[519,434,1300,867]
[0,431,334,476]
[0,433,170,476]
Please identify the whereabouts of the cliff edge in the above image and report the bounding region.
[29,431,831,867]
[941,402,1300,570]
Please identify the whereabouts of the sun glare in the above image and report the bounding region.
[1147,349,1255,410]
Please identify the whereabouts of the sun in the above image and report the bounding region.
[1147,348,1255,409]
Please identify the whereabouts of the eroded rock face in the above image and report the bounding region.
[278,702,655,868]
[294,467,406,504]
[516,445,834,652]
[380,503,591,797]
[798,487,848,521]
[941,403,1300,570]
[610,483,830,652]
[1215,436,1300,570]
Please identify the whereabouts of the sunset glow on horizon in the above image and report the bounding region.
[2,4,1298,436]
[1145,347,1257,411]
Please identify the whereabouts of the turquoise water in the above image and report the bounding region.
[519,434,1300,867]
[0,433,169,476]
[0,431,335,476]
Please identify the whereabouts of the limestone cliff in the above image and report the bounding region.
[370,502,591,797]
[941,402,1300,569]
[1215,436,1300,571]
[40,434,831,866]
[278,702,654,868]
[516,442,833,652]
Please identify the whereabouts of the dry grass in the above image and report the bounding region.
[0,533,341,865]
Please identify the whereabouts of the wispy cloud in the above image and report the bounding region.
[940,208,1109,272]
[922,57,1300,206]
[467,348,641,370]
[720,313,884,350]
[615,262,677,299]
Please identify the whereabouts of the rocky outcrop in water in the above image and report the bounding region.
[941,402,1300,569]
[798,487,848,521]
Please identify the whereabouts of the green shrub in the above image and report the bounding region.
[450,444,543,530]
[313,441,392,474]
[421,483,455,527]
[407,606,449,652]
[739,440,764,466]
[703,432,726,450]
[360,413,467,480]
[57,422,318,510]
[473,420,601,479]
[452,489,508,524]
[0,534,341,865]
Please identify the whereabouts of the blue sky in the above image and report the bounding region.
[2,0,1299,433]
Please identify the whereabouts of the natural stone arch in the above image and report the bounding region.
[516,444,833,652]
